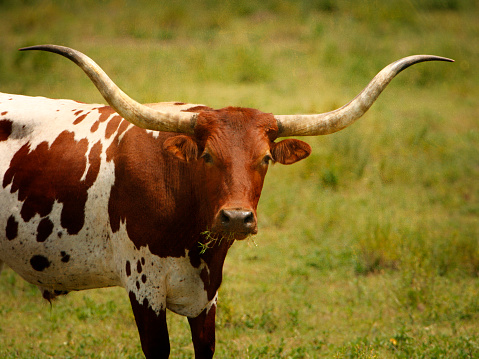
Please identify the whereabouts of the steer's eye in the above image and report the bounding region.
[201,152,213,164]
[262,154,273,166]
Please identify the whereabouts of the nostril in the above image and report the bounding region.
[243,212,254,225]
[220,210,230,224]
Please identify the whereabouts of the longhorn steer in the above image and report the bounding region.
[0,45,452,358]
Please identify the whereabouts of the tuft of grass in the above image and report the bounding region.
[198,231,238,254]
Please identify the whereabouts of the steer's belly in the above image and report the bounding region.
[0,192,120,291]
[0,231,120,291]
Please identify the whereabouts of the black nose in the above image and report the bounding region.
[219,208,256,233]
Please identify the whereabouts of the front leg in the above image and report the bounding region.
[129,292,170,359]
[188,301,217,359]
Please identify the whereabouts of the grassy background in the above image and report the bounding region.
[1,0,478,357]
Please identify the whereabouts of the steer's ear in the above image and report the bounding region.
[163,135,199,162]
[271,139,311,165]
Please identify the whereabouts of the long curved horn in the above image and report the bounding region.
[20,45,197,134]
[275,55,454,137]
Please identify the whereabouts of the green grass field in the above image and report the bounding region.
[1,0,478,357]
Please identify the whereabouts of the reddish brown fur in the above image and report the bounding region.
[5,215,18,240]
[73,113,88,125]
[3,131,102,235]
[192,108,279,230]
[105,115,123,139]
[0,119,13,141]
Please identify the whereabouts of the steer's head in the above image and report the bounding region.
[20,45,453,239]
[162,107,311,238]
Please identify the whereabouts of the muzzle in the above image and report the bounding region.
[212,207,257,236]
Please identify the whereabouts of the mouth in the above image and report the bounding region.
[208,228,257,240]
[199,230,255,253]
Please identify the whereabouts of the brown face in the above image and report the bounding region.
[163,107,312,239]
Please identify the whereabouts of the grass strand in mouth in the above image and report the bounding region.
[199,230,235,254]
[198,231,257,253]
